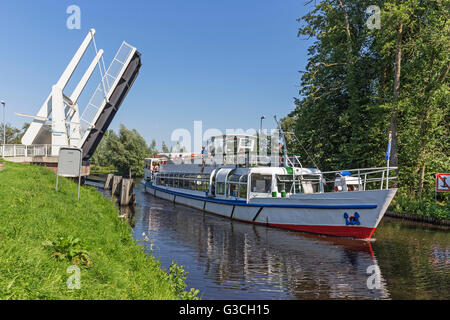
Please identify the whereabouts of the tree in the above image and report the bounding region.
[290,0,386,170]
[90,129,114,168]
[373,0,450,196]
[161,141,170,153]
[91,125,152,177]
[284,0,449,202]
[105,125,150,177]
[149,139,158,157]
[0,123,26,144]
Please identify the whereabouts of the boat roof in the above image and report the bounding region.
[209,134,257,138]
[157,163,321,175]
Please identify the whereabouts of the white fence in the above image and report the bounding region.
[0,144,52,157]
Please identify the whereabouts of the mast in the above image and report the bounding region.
[274,115,288,167]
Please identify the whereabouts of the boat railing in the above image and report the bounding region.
[320,166,398,191]
[162,152,307,168]
[160,154,397,192]
[284,155,303,168]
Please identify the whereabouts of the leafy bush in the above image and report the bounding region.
[390,189,450,220]
[42,235,92,267]
[167,261,200,300]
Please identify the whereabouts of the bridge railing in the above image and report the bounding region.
[0,144,52,157]
[79,42,137,144]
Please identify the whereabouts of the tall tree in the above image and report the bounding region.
[92,125,151,177]
[374,0,449,195]
[161,141,170,153]
[285,0,449,200]
[149,139,158,157]
[0,123,25,144]
[107,125,150,177]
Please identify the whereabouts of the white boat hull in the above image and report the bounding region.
[143,182,397,239]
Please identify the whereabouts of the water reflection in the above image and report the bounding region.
[371,218,449,300]
[131,184,391,300]
[89,181,448,299]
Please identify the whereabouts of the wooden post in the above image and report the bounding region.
[119,178,134,206]
[104,173,113,190]
[111,175,122,196]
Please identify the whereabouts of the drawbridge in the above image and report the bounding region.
[18,29,141,165]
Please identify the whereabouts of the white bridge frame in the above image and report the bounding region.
[17,29,136,157]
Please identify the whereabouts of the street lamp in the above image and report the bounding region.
[258,115,266,158]
[260,115,266,135]
[1,100,5,158]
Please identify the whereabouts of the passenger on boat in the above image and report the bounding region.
[201,146,206,172]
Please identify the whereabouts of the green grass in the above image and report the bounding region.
[0,161,197,300]
[90,165,116,175]
[389,188,450,221]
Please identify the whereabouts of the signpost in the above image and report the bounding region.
[56,147,83,200]
[435,173,450,205]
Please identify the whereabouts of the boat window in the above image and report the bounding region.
[156,172,213,192]
[228,174,240,182]
[173,174,178,188]
[237,136,256,153]
[239,184,247,198]
[225,136,237,155]
[251,174,272,193]
[276,175,299,193]
[227,183,239,197]
[217,182,225,195]
[189,179,195,190]
[145,159,152,170]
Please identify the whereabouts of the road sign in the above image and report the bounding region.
[436,173,450,192]
[56,147,83,200]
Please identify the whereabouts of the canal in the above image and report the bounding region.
[93,181,449,300]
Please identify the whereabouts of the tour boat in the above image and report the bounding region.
[142,134,397,239]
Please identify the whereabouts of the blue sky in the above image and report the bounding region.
[0,0,314,151]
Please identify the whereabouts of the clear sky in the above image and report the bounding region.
[0,0,314,151]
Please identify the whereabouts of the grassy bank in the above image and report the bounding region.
[0,161,198,299]
[90,165,116,175]
[388,188,449,222]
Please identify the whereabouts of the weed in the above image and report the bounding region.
[168,261,200,300]
[42,235,92,267]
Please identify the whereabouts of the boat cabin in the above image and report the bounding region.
[148,134,325,200]
[153,166,323,200]
[207,134,257,156]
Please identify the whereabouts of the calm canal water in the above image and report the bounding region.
[94,182,449,300]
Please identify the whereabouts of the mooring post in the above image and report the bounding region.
[111,175,122,196]
[119,178,134,206]
[104,173,113,190]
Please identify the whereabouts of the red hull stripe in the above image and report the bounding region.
[266,223,376,239]
[239,219,376,239]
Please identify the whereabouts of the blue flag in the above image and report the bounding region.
[385,131,392,162]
